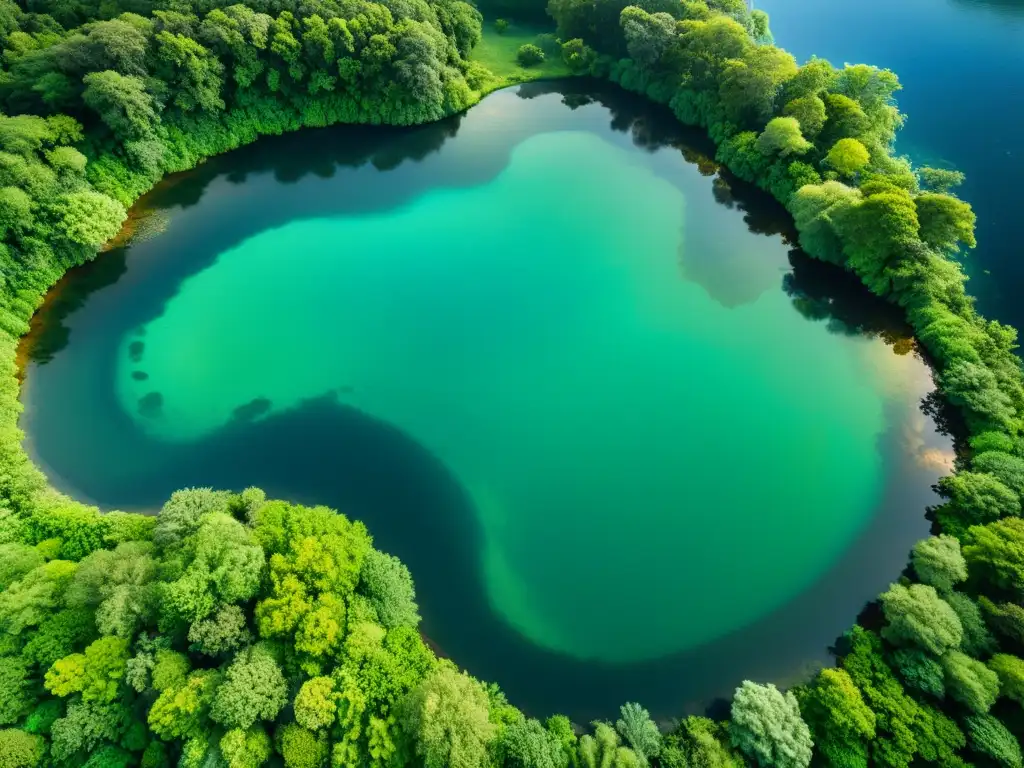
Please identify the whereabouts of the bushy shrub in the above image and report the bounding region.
[517,44,546,66]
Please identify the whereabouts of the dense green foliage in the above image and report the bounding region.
[515,42,544,65]
[0,488,625,768]
[2,0,1024,765]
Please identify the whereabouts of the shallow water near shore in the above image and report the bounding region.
[20,82,952,718]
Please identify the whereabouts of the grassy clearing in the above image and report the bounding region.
[470,19,573,92]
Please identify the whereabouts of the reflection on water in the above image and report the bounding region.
[19,81,953,720]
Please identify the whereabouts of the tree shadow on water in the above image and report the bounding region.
[18,248,128,372]
[166,114,465,208]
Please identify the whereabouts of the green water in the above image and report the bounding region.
[117,130,888,663]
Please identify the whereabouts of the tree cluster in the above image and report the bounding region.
[0,487,733,768]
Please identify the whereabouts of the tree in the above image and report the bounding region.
[154,32,226,113]
[293,677,336,732]
[562,38,596,73]
[0,560,77,635]
[494,18,509,33]
[821,93,870,144]
[840,626,964,768]
[210,644,288,730]
[617,702,661,766]
[943,651,999,713]
[82,744,133,768]
[755,117,811,157]
[500,717,568,768]
[153,488,228,549]
[621,7,677,70]
[718,45,798,124]
[255,504,369,666]
[965,518,1024,596]
[22,607,97,670]
[990,654,1024,703]
[789,181,861,264]
[918,167,965,194]
[662,717,739,768]
[0,729,45,768]
[65,541,157,638]
[911,702,967,768]
[833,186,921,295]
[980,597,1024,648]
[188,603,251,656]
[221,728,272,768]
[945,591,996,656]
[825,138,870,176]
[833,63,903,143]
[275,724,328,768]
[53,190,126,248]
[400,662,495,768]
[940,362,1017,432]
[782,57,837,101]
[148,669,221,741]
[891,649,945,699]
[0,187,32,240]
[50,699,132,760]
[973,451,1024,497]
[359,549,419,630]
[0,114,70,157]
[151,649,190,692]
[965,714,1023,768]
[911,535,967,592]
[0,545,42,591]
[749,8,771,43]
[730,681,812,768]
[798,668,874,768]
[0,657,34,725]
[938,471,1020,533]
[161,513,265,627]
[44,635,129,703]
[879,583,962,656]
[229,488,266,526]
[81,71,159,141]
[517,44,545,66]
[22,699,62,736]
[579,722,641,768]
[782,95,826,138]
[46,146,87,178]
[546,715,579,768]
[916,192,976,252]
[966,434,1015,456]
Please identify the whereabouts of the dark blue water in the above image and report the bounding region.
[760,0,1024,329]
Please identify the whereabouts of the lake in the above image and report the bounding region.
[759,0,1024,332]
[19,81,952,720]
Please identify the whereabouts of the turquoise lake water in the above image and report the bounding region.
[20,83,952,716]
